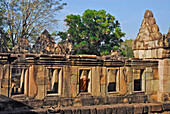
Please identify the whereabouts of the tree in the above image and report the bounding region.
[121,39,134,59]
[1,0,66,50]
[0,0,10,52]
[58,9,125,55]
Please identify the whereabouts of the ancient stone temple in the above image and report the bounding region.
[33,29,57,54]
[0,10,170,113]
[13,36,31,53]
[133,10,170,59]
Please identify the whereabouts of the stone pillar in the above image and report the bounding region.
[126,67,133,94]
[145,67,153,95]
[71,66,78,97]
[0,64,3,95]
[63,66,71,97]
[24,68,29,96]
[158,59,170,101]
[19,69,25,93]
[35,65,46,99]
[119,67,127,95]
[92,66,100,96]
[0,65,10,97]
[28,65,38,99]
[100,67,107,96]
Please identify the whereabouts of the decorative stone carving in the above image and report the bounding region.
[33,29,56,54]
[133,10,170,59]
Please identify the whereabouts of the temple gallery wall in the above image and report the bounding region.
[0,10,169,108]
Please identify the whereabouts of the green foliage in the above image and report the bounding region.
[58,9,125,55]
[122,39,134,59]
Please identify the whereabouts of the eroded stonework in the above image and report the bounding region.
[133,10,170,59]
[0,10,169,113]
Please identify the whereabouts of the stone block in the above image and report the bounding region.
[90,108,97,114]
[28,100,43,108]
[133,69,140,73]
[158,48,163,58]
[37,77,45,85]
[128,83,133,94]
[153,68,159,80]
[100,75,107,85]
[133,50,139,58]
[139,50,145,59]
[146,80,153,94]
[126,105,134,114]
[1,79,9,87]
[71,85,77,97]
[119,67,127,95]
[157,91,163,101]
[146,17,156,26]
[164,59,170,66]
[62,109,72,114]
[133,73,140,80]
[81,108,90,114]
[0,87,9,96]
[71,76,77,85]
[162,102,170,111]
[151,24,159,33]
[163,66,170,77]
[151,32,162,40]
[35,85,45,99]
[106,107,117,114]
[151,49,157,58]
[163,80,170,92]
[155,40,158,47]
[145,67,153,72]
[73,98,82,107]
[100,85,106,96]
[126,68,133,83]
[134,104,144,113]
[152,80,159,92]
[148,41,155,48]
[144,10,153,18]
[145,50,152,58]
[96,107,106,114]
[117,106,126,114]
[148,104,162,112]
[107,96,117,104]
[145,72,153,80]
[150,95,157,102]
[92,67,100,96]
[63,66,71,97]
[28,65,38,99]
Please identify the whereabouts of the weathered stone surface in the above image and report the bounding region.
[144,10,153,18]
[28,65,38,99]
[148,103,162,112]
[96,107,106,114]
[92,67,100,96]
[146,17,156,25]
[153,68,159,80]
[24,68,29,96]
[151,24,159,33]
[133,10,169,59]
[162,102,170,111]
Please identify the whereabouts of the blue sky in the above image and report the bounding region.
[56,0,170,40]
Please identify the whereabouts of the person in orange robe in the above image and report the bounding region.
[80,75,88,92]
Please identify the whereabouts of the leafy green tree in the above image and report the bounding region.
[121,39,134,59]
[1,0,66,50]
[58,9,125,55]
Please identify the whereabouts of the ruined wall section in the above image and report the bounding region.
[133,10,170,59]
